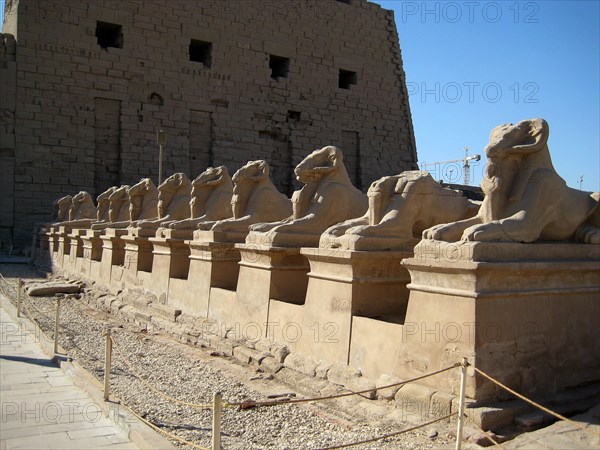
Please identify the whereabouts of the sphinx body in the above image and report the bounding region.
[52,191,97,229]
[53,195,73,223]
[125,178,159,227]
[321,171,478,250]
[424,118,600,244]
[197,160,292,241]
[91,185,131,230]
[168,166,233,230]
[247,146,368,247]
[136,173,191,230]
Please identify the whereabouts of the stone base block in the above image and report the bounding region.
[193,229,248,244]
[400,240,600,402]
[349,316,404,381]
[145,237,190,300]
[231,245,310,337]
[120,234,154,287]
[295,248,412,366]
[168,241,240,317]
[99,230,128,285]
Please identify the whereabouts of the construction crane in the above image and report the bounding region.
[420,147,481,185]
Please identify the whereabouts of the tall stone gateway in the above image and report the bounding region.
[0,0,417,251]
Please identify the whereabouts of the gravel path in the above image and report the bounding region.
[0,264,458,450]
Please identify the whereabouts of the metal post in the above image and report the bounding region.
[212,392,222,450]
[157,129,166,185]
[53,298,61,354]
[16,279,22,318]
[103,328,112,401]
[455,357,469,450]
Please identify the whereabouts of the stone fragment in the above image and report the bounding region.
[26,282,81,296]
[375,374,404,400]
[284,353,318,377]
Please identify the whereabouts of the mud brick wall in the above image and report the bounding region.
[1,0,417,250]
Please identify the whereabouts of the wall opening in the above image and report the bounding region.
[339,69,357,89]
[189,40,212,67]
[96,21,123,49]
[269,55,289,79]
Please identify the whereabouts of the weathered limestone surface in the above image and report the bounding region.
[247,146,367,248]
[197,160,292,243]
[321,171,477,251]
[166,166,233,236]
[424,118,600,244]
[137,173,192,230]
[294,248,411,365]
[3,0,418,251]
[52,191,97,230]
[401,240,600,401]
[128,178,160,223]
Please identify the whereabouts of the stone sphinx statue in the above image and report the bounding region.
[197,160,292,241]
[91,185,130,230]
[127,178,159,226]
[136,173,191,230]
[168,166,233,230]
[424,118,600,243]
[96,187,117,223]
[52,191,97,228]
[53,195,73,223]
[321,171,478,250]
[246,146,368,247]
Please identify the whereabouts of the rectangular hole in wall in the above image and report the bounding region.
[190,39,212,67]
[339,69,357,89]
[269,55,289,79]
[96,21,123,49]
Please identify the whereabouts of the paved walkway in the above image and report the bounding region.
[0,304,139,450]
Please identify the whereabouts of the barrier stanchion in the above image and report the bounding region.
[455,357,469,450]
[53,298,61,354]
[16,278,22,317]
[104,328,112,401]
[212,392,222,450]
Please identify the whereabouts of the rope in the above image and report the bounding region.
[119,401,210,450]
[474,367,600,439]
[315,412,456,450]
[110,334,214,409]
[464,413,507,449]
[225,363,461,408]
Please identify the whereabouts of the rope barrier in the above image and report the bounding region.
[118,401,210,450]
[110,333,214,409]
[315,412,456,450]
[474,367,600,440]
[225,363,461,409]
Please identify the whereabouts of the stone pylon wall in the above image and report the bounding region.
[1,0,417,251]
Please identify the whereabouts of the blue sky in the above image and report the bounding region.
[2,1,598,190]
[378,0,600,190]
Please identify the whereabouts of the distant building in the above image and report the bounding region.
[0,0,417,251]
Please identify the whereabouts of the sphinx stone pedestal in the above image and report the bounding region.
[99,229,128,284]
[53,226,72,270]
[400,240,600,402]
[292,249,412,365]
[119,228,156,287]
[80,230,103,280]
[229,245,310,338]
[146,234,191,300]
[168,235,241,318]
[65,229,87,276]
